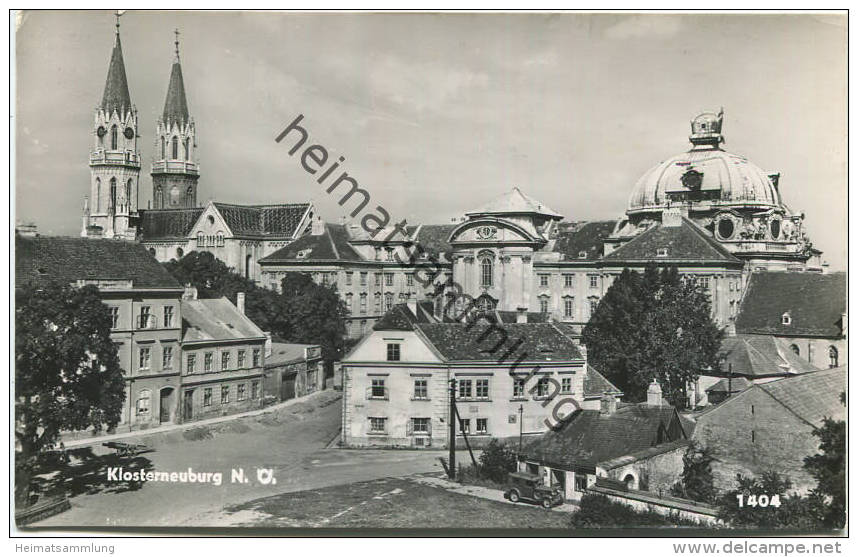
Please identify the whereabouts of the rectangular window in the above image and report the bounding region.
[384,293,393,312]
[540,297,549,314]
[537,377,550,398]
[575,475,587,492]
[369,417,387,434]
[561,377,572,394]
[345,272,353,285]
[459,418,470,434]
[221,351,231,371]
[564,297,575,318]
[360,294,367,314]
[251,381,259,399]
[374,247,382,261]
[476,418,488,434]
[360,272,368,286]
[413,379,428,399]
[203,388,212,407]
[187,354,196,374]
[252,348,261,367]
[539,274,549,287]
[371,378,386,399]
[237,350,246,368]
[386,343,401,361]
[221,385,230,404]
[589,298,600,316]
[406,273,414,286]
[475,379,489,399]
[204,352,213,372]
[564,274,574,288]
[385,248,394,262]
[458,379,472,399]
[412,417,430,434]
[237,383,246,401]
[384,272,394,286]
[162,346,173,370]
[163,306,174,328]
[109,306,119,329]
[589,275,599,289]
[700,276,710,289]
[138,347,151,370]
[345,294,353,312]
[139,306,152,329]
[374,272,382,286]
[513,378,525,398]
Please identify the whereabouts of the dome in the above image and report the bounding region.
[628,111,782,214]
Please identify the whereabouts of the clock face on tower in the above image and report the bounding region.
[124,127,135,140]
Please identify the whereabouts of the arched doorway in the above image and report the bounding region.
[159,387,175,424]
[623,473,637,490]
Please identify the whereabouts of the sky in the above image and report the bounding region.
[14,11,847,270]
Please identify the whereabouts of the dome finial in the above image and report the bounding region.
[114,10,124,36]
[689,109,724,148]
[174,28,181,61]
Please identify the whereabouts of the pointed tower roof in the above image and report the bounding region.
[162,30,190,125]
[465,187,563,219]
[101,25,132,116]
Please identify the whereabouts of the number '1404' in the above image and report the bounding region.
[736,494,781,508]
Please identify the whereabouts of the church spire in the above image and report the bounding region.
[100,11,132,116]
[162,29,189,125]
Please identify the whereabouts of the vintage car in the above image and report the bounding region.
[503,471,564,508]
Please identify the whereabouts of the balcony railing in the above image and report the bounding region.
[366,387,389,400]
[90,150,140,166]
[152,160,200,175]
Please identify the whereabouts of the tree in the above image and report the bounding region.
[277,272,349,362]
[582,265,723,407]
[15,281,125,506]
[671,442,718,504]
[803,392,846,528]
[477,439,518,483]
[716,471,827,530]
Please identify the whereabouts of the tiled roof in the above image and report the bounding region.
[15,235,181,290]
[583,365,623,398]
[758,367,846,426]
[101,34,132,115]
[139,208,204,241]
[162,60,189,125]
[495,311,551,324]
[735,272,846,337]
[717,334,819,378]
[181,297,267,343]
[259,223,362,263]
[466,187,562,218]
[264,342,320,367]
[705,376,752,394]
[602,218,741,264]
[551,221,618,261]
[415,322,583,362]
[523,403,687,471]
[411,224,457,259]
[213,202,310,238]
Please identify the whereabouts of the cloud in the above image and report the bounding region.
[604,16,683,40]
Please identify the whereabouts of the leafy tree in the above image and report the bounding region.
[582,265,723,407]
[477,439,518,483]
[277,272,349,362]
[716,471,826,530]
[15,281,125,506]
[803,392,846,529]
[671,442,718,504]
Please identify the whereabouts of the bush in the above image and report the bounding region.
[569,494,706,528]
[716,471,828,530]
[670,442,718,504]
[477,439,518,484]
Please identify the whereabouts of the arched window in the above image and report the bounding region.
[110,125,118,150]
[171,136,179,159]
[126,179,133,209]
[539,295,550,314]
[183,138,190,160]
[187,186,194,204]
[136,390,151,415]
[176,247,184,258]
[384,292,394,312]
[160,136,165,159]
[109,177,117,211]
[829,346,839,368]
[95,178,101,212]
[480,254,494,287]
[154,186,163,208]
[245,254,252,279]
[790,344,800,357]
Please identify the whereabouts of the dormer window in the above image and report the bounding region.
[578,251,587,259]
[657,248,669,257]
[782,312,791,326]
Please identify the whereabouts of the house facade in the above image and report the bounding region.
[262,342,324,403]
[692,366,846,493]
[16,235,186,428]
[341,303,600,448]
[178,293,267,422]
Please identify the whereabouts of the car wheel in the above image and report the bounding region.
[509,490,520,503]
[541,498,553,509]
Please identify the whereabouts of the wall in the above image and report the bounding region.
[601,444,687,495]
[587,485,722,526]
[693,387,819,493]
[776,336,846,371]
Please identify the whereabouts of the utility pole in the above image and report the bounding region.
[518,404,524,456]
[448,378,457,480]
[727,362,733,400]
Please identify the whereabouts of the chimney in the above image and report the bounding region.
[182,284,198,300]
[600,393,617,415]
[236,292,246,315]
[516,307,528,324]
[264,331,272,357]
[646,378,663,406]
[311,215,325,236]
